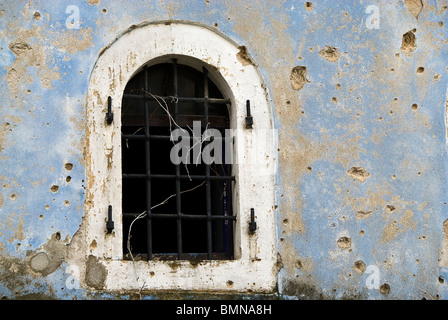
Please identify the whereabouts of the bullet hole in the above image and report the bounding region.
[386,205,396,213]
[65,163,74,171]
[205,0,210,4]
[401,30,417,54]
[332,97,338,103]
[9,194,17,201]
[50,185,59,193]
[55,232,61,241]
[66,176,71,183]
[290,66,309,91]
[392,174,397,179]
[412,103,418,110]
[64,200,70,207]
[307,166,312,173]
[356,211,372,220]
[359,230,365,236]
[213,22,218,28]
[439,276,445,284]
[296,260,303,269]
[33,11,41,20]
[305,2,313,10]
[337,236,352,250]
[417,66,425,73]
[45,205,50,210]
[282,219,289,225]
[439,21,444,27]
[39,215,44,220]
[389,110,394,115]
[380,283,391,295]
[236,46,254,66]
[286,100,291,105]
[404,0,423,19]
[319,46,341,62]
[354,260,366,274]
[347,166,370,183]
[434,74,441,81]
[336,83,341,90]
[102,8,107,13]
[226,280,234,288]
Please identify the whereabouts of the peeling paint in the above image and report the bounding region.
[0,0,446,300]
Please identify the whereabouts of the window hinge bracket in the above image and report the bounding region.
[249,208,257,234]
[106,205,114,233]
[245,100,253,129]
[106,96,114,125]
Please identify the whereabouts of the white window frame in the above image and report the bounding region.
[84,21,277,293]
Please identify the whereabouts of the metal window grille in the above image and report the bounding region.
[121,58,235,261]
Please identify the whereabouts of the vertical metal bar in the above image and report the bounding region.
[173,58,182,260]
[144,66,153,260]
[203,67,212,260]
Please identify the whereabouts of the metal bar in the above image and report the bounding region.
[122,134,234,142]
[173,58,183,260]
[124,93,230,105]
[203,67,212,260]
[144,65,153,260]
[121,114,229,128]
[123,212,237,220]
[123,173,235,181]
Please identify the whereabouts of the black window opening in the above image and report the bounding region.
[121,58,235,261]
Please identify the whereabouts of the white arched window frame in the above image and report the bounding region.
[84,21,277,292]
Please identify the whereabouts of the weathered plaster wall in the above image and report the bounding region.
[0,0,447,299]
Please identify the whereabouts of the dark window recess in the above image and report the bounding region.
[121,59,235,261]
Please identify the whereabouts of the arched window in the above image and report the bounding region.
[84,22,277,292]
[121,59,234,260]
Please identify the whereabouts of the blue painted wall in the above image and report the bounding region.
[0,0,447,299]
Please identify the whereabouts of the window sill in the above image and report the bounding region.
[99,257,277,293]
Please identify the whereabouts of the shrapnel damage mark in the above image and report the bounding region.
[290,66,309,91]
[319,46,341,62]
[347,167,370,183]
[236,46,255,66]
[404,0,423,19]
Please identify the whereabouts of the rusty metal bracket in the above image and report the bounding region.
[106,96,114,125]
[106,205,114,233]
[249,208,257,234]
[245,100,253,129]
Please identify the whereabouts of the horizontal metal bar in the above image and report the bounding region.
[123,212,236,220]
[122,134,234,141]
[122,173,235,181]
[121,114,230,128]
[123,252,233,261]
[124,93,231,105]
